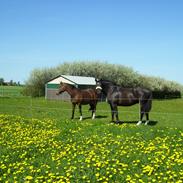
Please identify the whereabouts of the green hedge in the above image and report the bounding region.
[152,90,181,99]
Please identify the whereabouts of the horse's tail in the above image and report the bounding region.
[140,90,152,113]
[144,91,152,112]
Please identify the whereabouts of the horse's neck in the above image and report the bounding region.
[65,87,77,97]
[103,84,113,95]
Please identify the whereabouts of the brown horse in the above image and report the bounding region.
[56,82,99,120]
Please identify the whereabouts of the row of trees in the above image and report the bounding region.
[0,78,21,86]
[23,61,183,98]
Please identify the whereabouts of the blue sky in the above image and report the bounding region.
[0,0,183,84]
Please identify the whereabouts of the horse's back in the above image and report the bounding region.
[81,88,96,97]
[134,87,152,99]
[107,87,152,106]
[75,88,97,104]
[107,87,135,106]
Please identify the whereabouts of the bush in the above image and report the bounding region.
[23,68,56,97]
[23,61,183,98]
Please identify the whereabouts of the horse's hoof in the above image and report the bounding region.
[92,113,96,120]
[116,121,120,124]
[137,121,142,125]
[79,116,83,121]
[145,121,149,125]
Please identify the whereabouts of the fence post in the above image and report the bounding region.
[139,98,141,121]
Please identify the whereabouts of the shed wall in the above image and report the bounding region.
[46,88,71,101]
[45,84,96,100]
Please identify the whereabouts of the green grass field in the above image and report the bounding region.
[0,85,24,97]
[0,86,183,182]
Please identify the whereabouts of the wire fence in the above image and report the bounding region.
[0,89,183,120]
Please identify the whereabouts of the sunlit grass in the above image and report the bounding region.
[0,86,24,97]
[0,114,182,182]
[0,97,183,128]
[0,95,183,182]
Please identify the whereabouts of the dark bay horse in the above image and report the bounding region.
[95,79,152,125]
[56,82,99,121]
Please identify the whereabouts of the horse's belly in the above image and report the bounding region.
[82,101,90,105]
[81,100,95,105]
[118,100,138,106]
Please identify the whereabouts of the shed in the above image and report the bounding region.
[45,75,96,100]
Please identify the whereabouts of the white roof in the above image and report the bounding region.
[48,75,96,85]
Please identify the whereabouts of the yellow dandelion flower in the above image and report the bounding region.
[25,176,33,180]
[95,173,100,177]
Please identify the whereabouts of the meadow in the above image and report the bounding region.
[0,86,183,182]
[0,85,24,97]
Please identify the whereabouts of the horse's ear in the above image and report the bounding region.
[95,78,99,82]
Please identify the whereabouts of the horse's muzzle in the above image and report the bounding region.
[96,86,102,90]
[56,92,60,95]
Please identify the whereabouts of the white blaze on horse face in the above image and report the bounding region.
[96,86,102,90]
[137,121,142,125]
[92,113,95,120]
[79,116,83,121]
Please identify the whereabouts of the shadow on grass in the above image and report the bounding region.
[111,120,158,126]
[76,115,108,120]
[95,115,108,119]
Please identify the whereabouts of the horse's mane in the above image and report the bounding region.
[100,79,118,86]
[69,84,76,89]
[61,83,77,90]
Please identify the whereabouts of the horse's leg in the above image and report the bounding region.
[140,99,150,125]
[110,103,115,122]
[145,112,149,125]
[71,103,76,119]
[92,103,96,120]
[89,103,95,119]
[89,104,92,111]
[137,101,144,125]
[137,112,144,125]
[79,104,83,121]
[113,104,119,124]
[110,103,119,123]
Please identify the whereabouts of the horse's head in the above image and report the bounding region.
[95,78,102,95]
[95,78,116,95]
[56,82,68,95]
[95,78,102,86]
